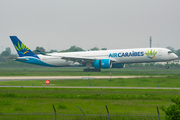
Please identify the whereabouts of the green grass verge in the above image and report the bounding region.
[1,76,180,87]
[0,67,180,76]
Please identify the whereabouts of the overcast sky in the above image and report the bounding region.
[0,0,180,54]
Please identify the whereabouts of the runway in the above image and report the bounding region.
[0,76,165,81]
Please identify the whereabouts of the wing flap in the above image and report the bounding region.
[52,55,117,64]
[61,56,95,64]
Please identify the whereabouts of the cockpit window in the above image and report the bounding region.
[168,51,173,54]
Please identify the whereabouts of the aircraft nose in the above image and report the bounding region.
[174,54,178,59]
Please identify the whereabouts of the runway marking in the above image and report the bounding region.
[0,76,165,81]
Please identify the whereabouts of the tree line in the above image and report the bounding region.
[33,46,107,54]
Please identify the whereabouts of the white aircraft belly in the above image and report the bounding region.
[42,58,72,66]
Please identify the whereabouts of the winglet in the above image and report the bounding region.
[10,36,39,58]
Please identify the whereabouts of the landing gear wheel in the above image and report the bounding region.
[97,69,101,72]
[83,68,101,72]
[166,62,169,69]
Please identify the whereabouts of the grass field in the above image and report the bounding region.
[0,67,180,119]
[0,88,179,114]
[1,75,180,87]
[0,87,179,120]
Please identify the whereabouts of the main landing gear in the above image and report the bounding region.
[83,68,101,72]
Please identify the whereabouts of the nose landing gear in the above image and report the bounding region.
[166,62,169,69]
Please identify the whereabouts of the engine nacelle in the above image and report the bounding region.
[94,59,112,68]
[112,63,125,68]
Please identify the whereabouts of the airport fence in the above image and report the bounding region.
[0,105,165,120]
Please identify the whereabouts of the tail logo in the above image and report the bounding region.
[145,50,157,59]
[14,42,30,55]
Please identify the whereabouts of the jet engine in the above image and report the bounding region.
[94,59,112,68]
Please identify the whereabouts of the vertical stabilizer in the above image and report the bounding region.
[10,36,38,58]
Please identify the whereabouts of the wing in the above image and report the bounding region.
[61,56,95,64]
[51,55,117,65]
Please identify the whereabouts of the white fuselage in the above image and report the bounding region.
[33,48,178,67]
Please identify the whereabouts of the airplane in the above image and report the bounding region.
[10,36,178,72]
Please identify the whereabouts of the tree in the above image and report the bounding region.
[1,51,10,57]
[5,47,11,55]
[68,45,84,52]
[33,47,46,54]
[176,49,180,56]
[61,46,84,52]
[47,49,58,53]
[161,96,180,120]
[166,46,176,53]
[101,48,107,50]
[90,47,99,51]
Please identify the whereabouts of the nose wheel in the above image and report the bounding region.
[166,62,169,69]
